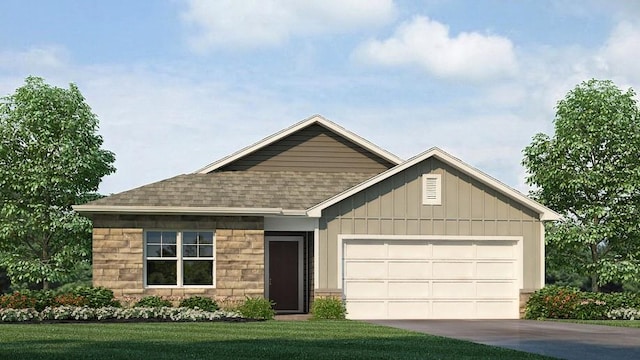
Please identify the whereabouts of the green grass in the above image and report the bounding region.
[0,320,551,359]
[554,319,640,328]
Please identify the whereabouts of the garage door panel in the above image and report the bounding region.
[476,281,516,298]
[388,281,430,298]
[387,241,430,258]
[432,301,475,319]
[432,261,474,279]
[345,281,387,298]
[344,241,386,258]
[346,301,386,319]
[344,261,386,279]
[476,241,516,259]
[476,301,519,319]
[431,241,474,258]
[432,281,475,298]
[388,301,430,319]
[476,262,516,279]
[388,261,431,279]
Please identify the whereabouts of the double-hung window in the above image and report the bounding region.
[145,230,215,287]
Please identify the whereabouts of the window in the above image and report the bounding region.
[422,174,442,205]
[145,231,215,287]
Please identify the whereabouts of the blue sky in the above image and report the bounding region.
[2,0,639,194]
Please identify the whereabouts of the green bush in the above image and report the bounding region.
[311,297,346,320]
[179,296,219,312]
[21,290,55,311]
[237,297,275,320]
[69,286,121,308]
[525,285,640,320]
[0,292,37,309]
[525,285,581,319]
[134,296,172,308]
[53,294,88,307]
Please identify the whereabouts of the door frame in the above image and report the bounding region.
[265,235,304,313]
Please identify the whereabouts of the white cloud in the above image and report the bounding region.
[0,46,69,71]
[181,0,397,51]
[352,16,518,81]
[599,21,640,83]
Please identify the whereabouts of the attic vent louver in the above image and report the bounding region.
[422,174,442,205]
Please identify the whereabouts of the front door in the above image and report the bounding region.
[266,236,303,313]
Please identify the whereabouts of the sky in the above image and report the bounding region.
[2,0,640,195]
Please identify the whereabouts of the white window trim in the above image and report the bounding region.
[144,230,216,288]
[422,173,442,205]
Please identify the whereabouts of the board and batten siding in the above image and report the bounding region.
[318,157,543,291]
[217,124,396,173]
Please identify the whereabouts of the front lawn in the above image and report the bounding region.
[555,319,640,328]
[0,321,550,359]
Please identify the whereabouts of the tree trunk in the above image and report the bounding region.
[591,273,599,292]
[42,241,50,290]
[589,242,599,292]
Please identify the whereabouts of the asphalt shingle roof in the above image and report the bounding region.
[88,171,377,210]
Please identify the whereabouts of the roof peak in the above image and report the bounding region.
[194,114,403,174]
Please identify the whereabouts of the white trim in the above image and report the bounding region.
[195,114,403,174]
[265,235,304,313]
[144,230,216,288]
[540,222,545,287]
[313,226,320,290]
[307,147,561,221]
[336,234,524,291]
[73,205,291,216]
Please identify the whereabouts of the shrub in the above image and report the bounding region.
[54,294,88,307]
[134,296,172,308]
[0,306,243,322]
[0,292,37,309]
[0,308,39,322]
[69,286,120,308]
[237,297,275,320]
[525,285,640,320]
[0,291,55,311]
[608,308,640,320]
[311,297,346,320]
[525,285,581,319]
[179,296,219,312]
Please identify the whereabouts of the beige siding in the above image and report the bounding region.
[318,158,543,290]
[218,123,395,173]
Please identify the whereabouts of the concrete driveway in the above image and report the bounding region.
[367,320,640,360]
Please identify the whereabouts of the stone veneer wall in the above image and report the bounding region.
[91,214,264,301]
[519,289,535,319]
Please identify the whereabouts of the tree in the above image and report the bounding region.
[523,79,640,292]
[0,76,115,289]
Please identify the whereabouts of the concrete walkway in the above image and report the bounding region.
[367,320,640,360]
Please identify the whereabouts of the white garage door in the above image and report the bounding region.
[342,237,521,320]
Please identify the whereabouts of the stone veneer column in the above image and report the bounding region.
[215,229,265,299]
[92,228,144,297]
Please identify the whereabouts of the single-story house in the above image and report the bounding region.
[74,115,560,319]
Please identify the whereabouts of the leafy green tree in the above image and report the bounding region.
[0,76,115,289]
[523,79,640,292]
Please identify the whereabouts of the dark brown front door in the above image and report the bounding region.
[268,238,301,311]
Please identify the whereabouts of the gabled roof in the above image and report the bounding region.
[195,114,403,173]
[306,147,561,221]
[73,171,376,216]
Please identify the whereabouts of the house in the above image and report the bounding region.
[74,115,560,319]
